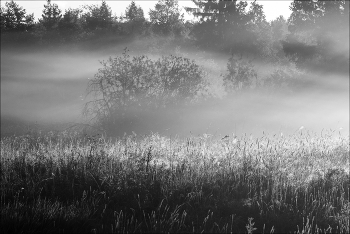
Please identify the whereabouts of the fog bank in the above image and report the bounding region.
[1,46,348,138]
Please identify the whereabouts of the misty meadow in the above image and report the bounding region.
[1,0,349,233]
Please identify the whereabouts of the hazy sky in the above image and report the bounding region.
[1,1,293,22]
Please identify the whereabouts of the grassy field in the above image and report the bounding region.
[1,130,349,233]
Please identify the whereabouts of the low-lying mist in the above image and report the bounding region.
[1,43,348,138]
[100,88,348,138]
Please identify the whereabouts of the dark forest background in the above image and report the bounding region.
[1,0,348,72]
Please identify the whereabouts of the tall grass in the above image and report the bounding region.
[1,130,349,233]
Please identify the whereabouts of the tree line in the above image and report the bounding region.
[1,1,348,63]
[0,0,186,44]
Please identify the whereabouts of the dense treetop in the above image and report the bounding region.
[1,0,348,70]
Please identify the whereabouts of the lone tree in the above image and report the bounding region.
[83,49,208,129]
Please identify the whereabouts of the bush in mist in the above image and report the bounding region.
[223,55,258,93]
[263,62,305,91]
[83,49,208,128]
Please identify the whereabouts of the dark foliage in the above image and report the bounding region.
[149,0,185,37]
[1,0,348,74]
[40,0,62,31]
[285,0,349,72]
[123,1,146,36]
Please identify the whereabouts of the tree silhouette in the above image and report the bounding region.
[83,0,113,31]
[270,16,289,57]
[0,0,34,32]
[125,1,145,22]
[286,0,349,69]
[149,0,185,36]
[124,1,145,35]
[186,0,251,50]
[58,8,83,41]
[41,0,62,31]
[245,1,277,57]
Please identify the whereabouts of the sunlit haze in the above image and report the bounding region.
[1,1,349,232]
[1,0,348,138]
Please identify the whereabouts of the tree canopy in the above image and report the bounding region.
[82,0,113,31]
[0,0,34,32]
[40,0,62,31]
[149,0,185,36]
[123,1,145,35]
[1,0,348,73]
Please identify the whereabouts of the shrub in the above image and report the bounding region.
[263,61,305,91]
[83,48,208,128]
[223,55,258,94]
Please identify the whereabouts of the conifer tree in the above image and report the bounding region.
[0,0,34,32]
[41,0,62,31]
[83,0,113,31]
[149,0,184,36]
[124,1,145,34]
